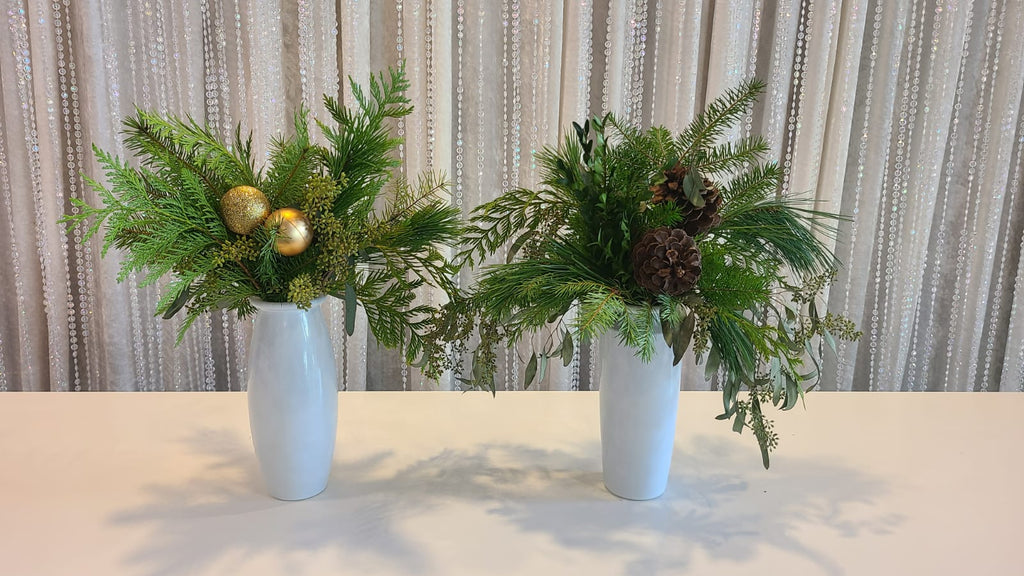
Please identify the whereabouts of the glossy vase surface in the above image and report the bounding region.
[598,328,682,500]
[247,297,338,500]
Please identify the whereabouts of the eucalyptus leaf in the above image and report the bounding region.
[732,408,746,433]
[538,354,549,384]
[783,376,800,410]
[772,371,784,406]
[705,344,722,380]
[823,329,837,356]
[808,300,819,333]
[718,395,739,419]
[672,313,695,366]
[779,317,794,337]
[759,441,771,469]
[785,306,796,323]
[661,318,673,346]
[213,297,236,309]
[410,352,430,368]
[804,341,823,381]
[684,170,705,208]
[471,351,484,380]
[507,230,538,263]
[560,332,574,367]
[796,375,808,408]
[344,283,357,336]
[162,282,191,320]
[524,353,538,388]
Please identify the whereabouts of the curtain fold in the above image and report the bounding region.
[0,0,1021,392]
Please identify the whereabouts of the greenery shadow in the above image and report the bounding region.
[111,431,899,576]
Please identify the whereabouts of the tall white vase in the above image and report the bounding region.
[247,297,338,501]
[598,328,682,500]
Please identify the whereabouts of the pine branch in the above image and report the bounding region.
[720,161,783,209]
[265,108,315,207]
[691,136,770,176]
[675,79,766,161]
[712,196,842,275]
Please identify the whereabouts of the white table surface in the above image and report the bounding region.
[0,392,1020,576]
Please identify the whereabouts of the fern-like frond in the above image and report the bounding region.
[459,186,570,266]
[264,108,316,207]
[123,110,256,195]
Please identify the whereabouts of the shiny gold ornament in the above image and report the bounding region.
[265,207,313,256]
[220,185,270,235]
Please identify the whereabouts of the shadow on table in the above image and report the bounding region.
[111,430,900,576]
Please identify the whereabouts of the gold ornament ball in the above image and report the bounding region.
[266,207,313,256]
[221,185,270,235]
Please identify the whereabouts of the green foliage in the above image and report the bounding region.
[63,64,461,361]
[264,109,316,208]
[434,78,861,468]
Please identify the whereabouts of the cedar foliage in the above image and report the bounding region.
[64,64,461,363]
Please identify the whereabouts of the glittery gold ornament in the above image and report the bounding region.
[220,185,270,235]
[265,207,313,256]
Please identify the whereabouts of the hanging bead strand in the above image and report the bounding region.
[967,0,1008,391]
[53,0,88,391]
[0,118,28,390]
[649,0,663,127]
[837,0,884,390]
[919,4,974,391]
[942,0,997,391]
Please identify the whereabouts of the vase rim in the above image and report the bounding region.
[249,295,328,310]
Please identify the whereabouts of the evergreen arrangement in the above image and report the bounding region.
[63,65,461,362]
[426,80,861,467]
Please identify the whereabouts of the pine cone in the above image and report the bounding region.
[631,227,702,295]
[649,163,689,204]
[649,163,723,236]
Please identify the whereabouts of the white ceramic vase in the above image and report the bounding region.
[598,326,682,500]
[247,297,338,500]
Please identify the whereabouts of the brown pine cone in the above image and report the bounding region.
[649,163,723,236]
[631,227,702,295]
[650,163,690,204]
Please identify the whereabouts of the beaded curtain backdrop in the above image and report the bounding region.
[0,0,1022,392]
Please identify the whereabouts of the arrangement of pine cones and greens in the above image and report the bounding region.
[431,80,861,468]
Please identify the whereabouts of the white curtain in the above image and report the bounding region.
[0,0,1022,392]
